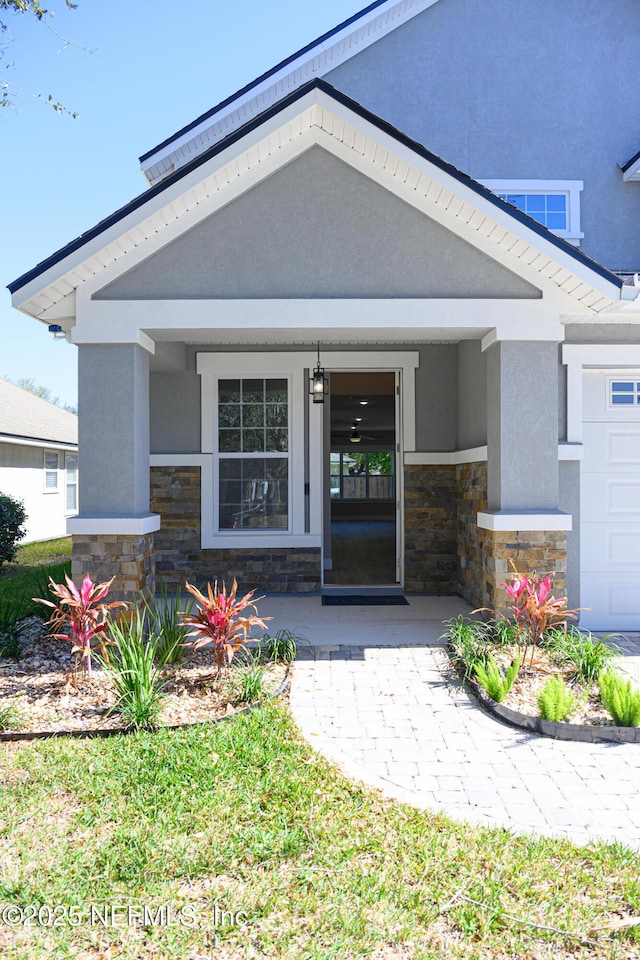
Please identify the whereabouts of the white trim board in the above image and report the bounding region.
[0,435,77,452]
[563,344,640,443]
[68,514,161,536]
[477,511,572,532]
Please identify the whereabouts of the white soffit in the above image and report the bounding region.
[621,151,640,182]
[140,0,442,185]
[12,87,624,322]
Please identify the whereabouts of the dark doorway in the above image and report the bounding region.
[324,372,398,586]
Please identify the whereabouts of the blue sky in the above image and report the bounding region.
[2,0,360,407]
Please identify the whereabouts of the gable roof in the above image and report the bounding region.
[0,379,77,447]
[8,79,624,318]
[139,0,442,186]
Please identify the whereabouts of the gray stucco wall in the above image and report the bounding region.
[96,148,540,301]
[486,341,559,511]
[458,341,486,449]
[150,371,201,454]
[78,344,150,516]
[414,345,458,451]
[325,0,640,271]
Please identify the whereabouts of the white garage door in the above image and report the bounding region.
[580,370,640,631]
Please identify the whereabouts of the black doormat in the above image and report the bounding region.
[322,595,409,606]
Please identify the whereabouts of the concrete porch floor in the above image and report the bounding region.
[258,594,640,851]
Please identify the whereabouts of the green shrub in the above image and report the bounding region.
[444,615,492,681]
[0,493,27,568]
[537,675,577,722]
[0,698,23,731]
[599,671,640,727]
[143,580,193,666]
[544,626,619,684]
[259,628,300,663]
[473,654,520,703]
[100,610,167,730]
[230,659,267,705]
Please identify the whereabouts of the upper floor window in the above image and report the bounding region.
[480,179,584,246]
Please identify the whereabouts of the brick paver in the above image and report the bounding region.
[290,641,640,849]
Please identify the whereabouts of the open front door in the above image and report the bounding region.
[323,371,401,588]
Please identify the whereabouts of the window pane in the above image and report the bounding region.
[66,484,77,511]
[612,394,634,404]
[242,379,264,403]
[612,382,633,391]
[219,429,241,452]
[526,195,546,212]
[546,195,566,211]
[546,211,566,229]
[218,403,241,428]
[219,457,288,529]
[218,380,241,403]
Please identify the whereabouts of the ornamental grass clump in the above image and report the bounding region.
[544,625,619,684]
[143,579,194,666]
[180,579,270,673]
[99,609,167,730]
[34,574,128,677]
[599,671,640,727]
[443,615,493,681]
[537,674,577,722]
[473,654,520,703]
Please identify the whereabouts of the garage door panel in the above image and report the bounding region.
[580,575,640,631]
[582,423,640,472]
[581,474,640,522]
[582,523,640,569]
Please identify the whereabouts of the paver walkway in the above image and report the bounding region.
[264,596,640,850]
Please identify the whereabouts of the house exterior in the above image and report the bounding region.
[0,379,78,542]
[8,0,640,629]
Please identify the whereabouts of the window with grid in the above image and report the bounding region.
[44,451,59,491]
[610,380,640,407]
[65,454,78,512]
[217,378,289,530]
[497,192,567,230]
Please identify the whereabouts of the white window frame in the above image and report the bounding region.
[197,353,318,549]
[43,450,59,493]
[607,375,640,411]
[480,179,584,246]
[65,453,78,515]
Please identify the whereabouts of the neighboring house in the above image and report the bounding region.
[0,379,78,543]
[7,0,640,629]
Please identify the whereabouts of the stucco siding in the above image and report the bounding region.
[458,341,486,449]
[0,441,72,542]
[95,148,540,302]
[150,372,201,454]
[325,0,640,270]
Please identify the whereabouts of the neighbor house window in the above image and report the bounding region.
[609,380,640,407]
[65,454,78,512]
[330,452,394,500]
[480,179,584,245]
[44,451,59,491]
[217,378,289,530]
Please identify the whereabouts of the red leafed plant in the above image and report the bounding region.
[475,560,578,666]
[180,579,270,671]
[34,574,128,677]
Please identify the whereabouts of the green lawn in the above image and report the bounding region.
[0,537,72,580]
[0,703,638,959]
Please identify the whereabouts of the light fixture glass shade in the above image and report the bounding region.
[309,355,328,404]
[350,426,361,443]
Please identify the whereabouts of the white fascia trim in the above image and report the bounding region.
[622,157,640,182]
[0,435,77,452]
[67,514,161,535]
[477,511,572,532]
[140,0,442,181]
[479,179,584,245]
[405,447,487,465]
[562,344,640,443]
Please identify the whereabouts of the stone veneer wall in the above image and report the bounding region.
[456,461,488,608]
[403,464,457,592]
[482,530,568,611]
[71,533,156,603]
[150,466,321,592]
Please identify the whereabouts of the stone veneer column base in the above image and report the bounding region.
[482,530,568,611]
[456,461,488,609]
[71,533,156,603]
[403,464,457,592]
